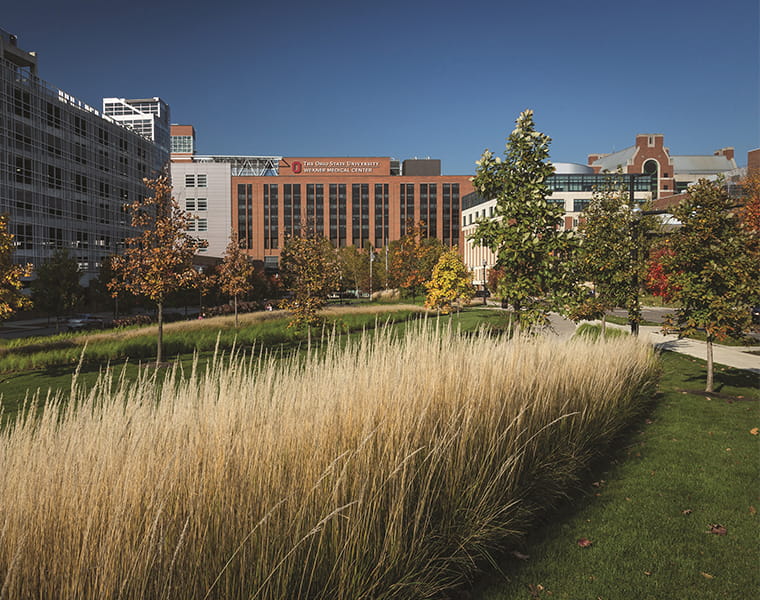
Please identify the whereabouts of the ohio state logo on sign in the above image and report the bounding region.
[292,161,302,174]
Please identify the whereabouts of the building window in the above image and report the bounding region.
[400,183,414,235]
[264,184,279,249]
[47,165,62,189]
[573,199,591,212]
[13,224,33,250]
[196,198,207,211]
[45,102,61,128]
[237,183,253,250]
[196,174,207,187]
[13,89,31,119]
[171,135,193,154]
[14,157,32,185]
[374,183,388,247]
[197,219,208,232]
[185,199,196,211]
[185,174,195,187]
[74,115,87,137]
[74,174,89,193]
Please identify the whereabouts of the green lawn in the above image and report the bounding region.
[0,307,501,426]
[469,350,759,600]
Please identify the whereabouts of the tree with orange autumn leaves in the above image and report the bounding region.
[0,215,31,321]
[217,235,255,328]
[388,221,444,300]
[109,174,206,364]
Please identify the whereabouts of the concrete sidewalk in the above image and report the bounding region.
[604,322,760,375]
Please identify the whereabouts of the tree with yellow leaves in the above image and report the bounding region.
[109,173,206,364]
[279,231,340,328]
[0,215,31,322]
[425,248,474,314]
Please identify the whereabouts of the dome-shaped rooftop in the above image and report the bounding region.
[552,162,595,174]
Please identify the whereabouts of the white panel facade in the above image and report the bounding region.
[171,162,231,258]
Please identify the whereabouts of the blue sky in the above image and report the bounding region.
[3,0,758,174]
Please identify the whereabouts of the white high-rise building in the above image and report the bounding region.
[102,97,170,154]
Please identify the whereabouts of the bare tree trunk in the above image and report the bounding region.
[705,337,714,393]
[601,314,607,335]
[157,301,164,365]
[234,295,239,329]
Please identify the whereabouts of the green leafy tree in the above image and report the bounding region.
[573,173,657,332]
[217,236,255,327]
[0,215,31,321]
[337,245,368,296]
[31,249,83,324]
[470,109,576,331]
[389,221,444,300]
[109,173,205,364]
[662,178,760,392]
[425,248,474,313]
[280,232,340,328]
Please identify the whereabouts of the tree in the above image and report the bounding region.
[574,172,657,332]
[645,245,678,303]
[31,249,83,325]
[389,221,444,300]
[425,248,474,314]
[279,232,340,328]
[109,173,205,364]
[470,109,575,331]
[662,178,760,392]
[217,235,255,327]
[0,215,31,322]
[337,245,368,296]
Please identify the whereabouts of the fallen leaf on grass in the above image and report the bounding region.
[701,572,714,579]
[577,538,593,548]
[750,427,759,435]
[510,550,530,561]
[750,506,757,516]
[644,570,652,576]
[708,524,727,535]
[682,508,693,515]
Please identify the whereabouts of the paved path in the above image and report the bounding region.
[595,320,760,375]
[537,310,760,375]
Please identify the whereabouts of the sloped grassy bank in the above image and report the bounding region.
[0,305,423,373]
[0,323,659,600]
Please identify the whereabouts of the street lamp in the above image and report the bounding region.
[482,260,488,306]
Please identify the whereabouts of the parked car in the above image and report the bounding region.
[752,305,760,325]
[66,314,105,332]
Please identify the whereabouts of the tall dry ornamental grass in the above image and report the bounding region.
[0,323,659,599]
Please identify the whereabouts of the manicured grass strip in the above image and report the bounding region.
[0,307,499,426]
[470,351,759,600]
[0,305,426,374]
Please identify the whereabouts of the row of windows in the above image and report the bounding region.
[547,174,652,193]
[185,198,207,211]
[171,136,194,154]
[185,218,208,232]
[184,173,207,187]
[241,182,461,250]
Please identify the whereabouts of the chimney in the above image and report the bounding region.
[714,147,734,161]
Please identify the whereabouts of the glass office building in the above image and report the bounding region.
[0,30,168,283]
